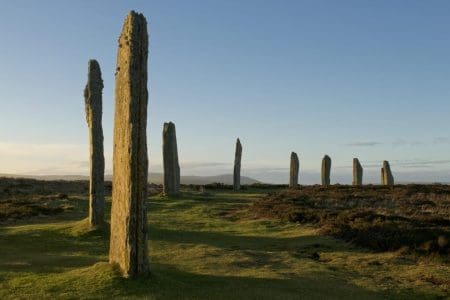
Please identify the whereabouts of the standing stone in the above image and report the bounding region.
[381,160,394,185]
[233,138,242,191]
[381,168,385,185]
[162,122,180,196]
[289,152,299,188]
[321,155,331,186]
[109,11,150,278]
[352,158,363,186]
[84,59,105,226]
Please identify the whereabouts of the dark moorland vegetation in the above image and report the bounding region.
[0,178,89,222]
[0,177,165,223]
[250,185,450,254]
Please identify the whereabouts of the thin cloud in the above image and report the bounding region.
[345,141,382,147]
[433,137,450,144]
[393,159,450,168]
[334,159,450,170]
[392,138,424,146]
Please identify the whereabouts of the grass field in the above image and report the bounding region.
[0,185,449,299]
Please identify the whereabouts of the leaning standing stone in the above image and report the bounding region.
[352,158,363,186]
[233,138,242,191]
[109,11,150,278]
[382,160,394,186]
[321,155,331,186]
[163,122,180,196]
[289,152,299,188]
[84,59,105,227]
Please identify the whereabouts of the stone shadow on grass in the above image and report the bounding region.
[108,262,385,300]
[150,225,355,255]
[0,223,109,274]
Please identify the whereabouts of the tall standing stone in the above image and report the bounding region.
[321,155,331,186]
[109,11,150,278]
[84,59,105,226]
[289,152,299,188]
[381,160,394,185]
[163,122,180,196]
[352,158,363,186]
[233,138,242,191]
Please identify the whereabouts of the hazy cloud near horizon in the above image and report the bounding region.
[1,141,450,184]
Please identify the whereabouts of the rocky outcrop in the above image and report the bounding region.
[289,152,299,188]
[352,158,363,186]
[233,138,242,191]
[381,160,394,185]
[321,155,331,186]
[109,11,150,277]
[84,59,105,226]
[162,122,180,196]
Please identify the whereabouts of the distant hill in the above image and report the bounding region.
[0,173,260,185]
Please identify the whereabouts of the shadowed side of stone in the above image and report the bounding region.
[382,160,394,186]
[289,152,299,188]
[321,155,331,186]
[163,122,180,196]
[233,138,242,191]
[352,158,363,186]
[109,11,150,278]
[84,59,105,226]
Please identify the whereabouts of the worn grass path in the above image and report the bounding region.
[0,189,448,299]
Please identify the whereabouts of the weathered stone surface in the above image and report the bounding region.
[381,160,394,185]
[352,158,363,186]
[109,11,150,278]
[233,138,242,191]
[84,59,105,227]
[163,122,180,196]
[289,152,299,188]
[321,155,331,186]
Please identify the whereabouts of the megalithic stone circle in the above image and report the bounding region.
[382,160,394,186]
[84,59,105,227]
[109,11,150,278]
[321,155,331,186]
[233,138,242,191]
[163,122,180,196]
[289,152,299,188]
[352,158,363,186]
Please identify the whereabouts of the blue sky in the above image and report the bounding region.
[0,0,449,183]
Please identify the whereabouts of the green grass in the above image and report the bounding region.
[0,189,448,299]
